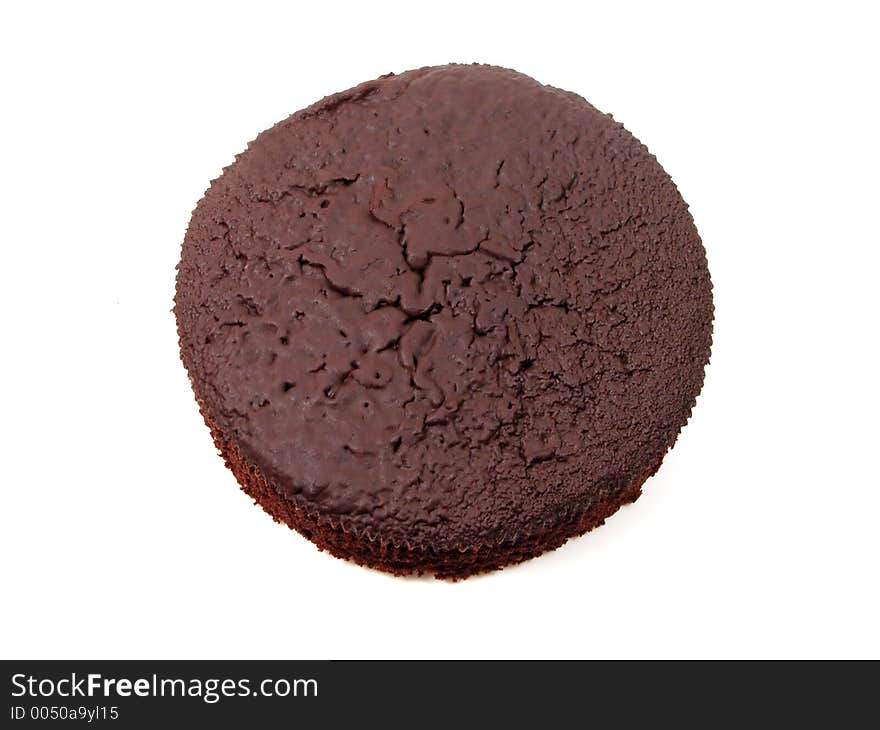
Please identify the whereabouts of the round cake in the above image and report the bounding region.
[175,64,713,579]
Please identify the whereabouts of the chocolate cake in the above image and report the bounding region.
[174,64,713,578]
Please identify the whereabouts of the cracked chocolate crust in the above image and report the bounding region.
[175,64,713,577]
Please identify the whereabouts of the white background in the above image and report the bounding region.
[2,1,878,659]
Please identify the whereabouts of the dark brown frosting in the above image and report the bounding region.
[175,64,713,550]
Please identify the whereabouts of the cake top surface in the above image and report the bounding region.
[175,64,713,549]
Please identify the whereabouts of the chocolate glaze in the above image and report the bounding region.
[175,64,713,574]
